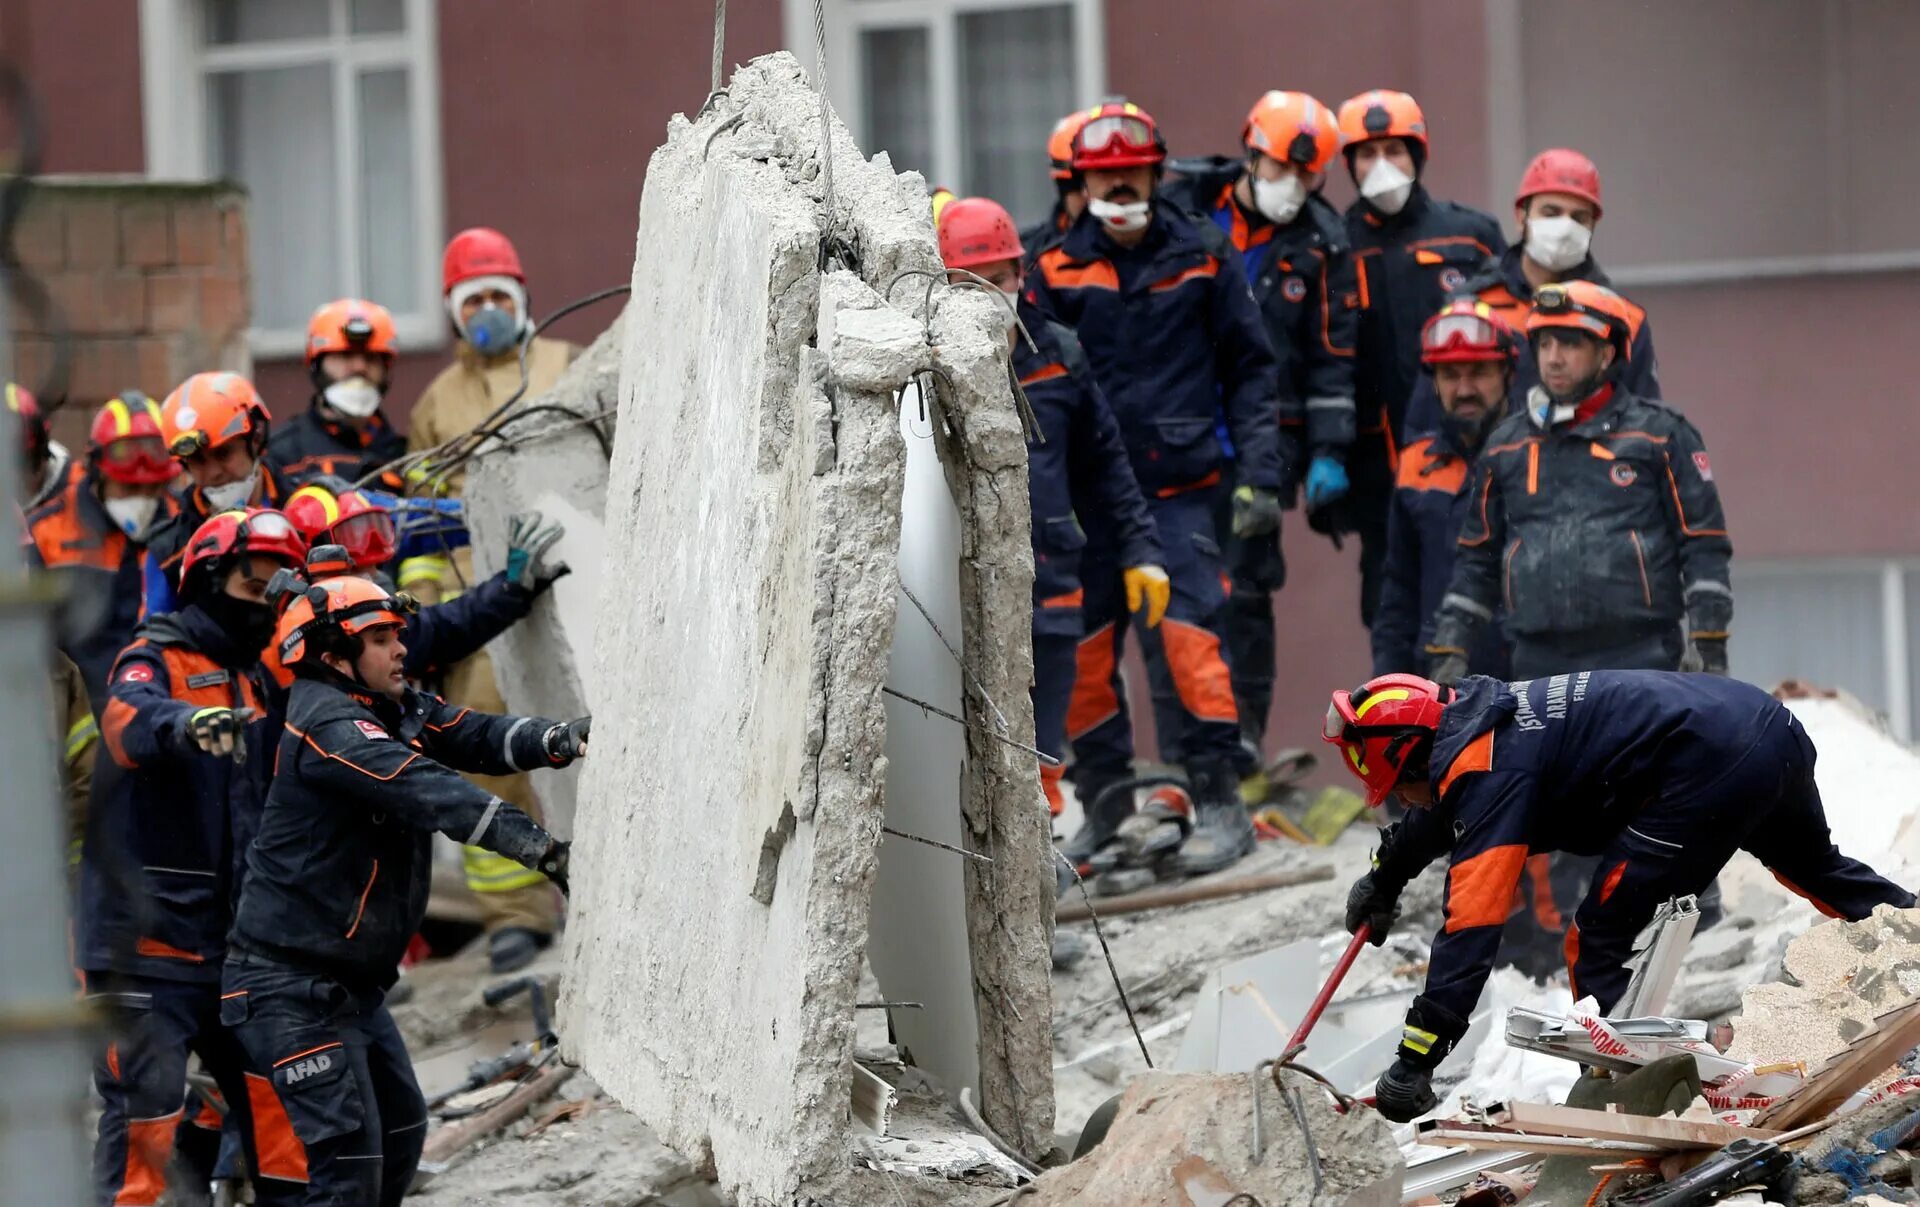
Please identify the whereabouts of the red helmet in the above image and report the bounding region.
[6,381,48,465]
[1526,280,1641,363]
[306,298,399,365]
[1323,673,1451,807]
[442,227,525,294]
[1243,91,1340,174]
[938,197,1026,271]
[160,372,270,459]
[1071,102,1167,171]
[1515,148,1602,218]
[89,392,179,485]
[1420,300,1521,368]
[1047,108,1098,180]
[179,508,308,596]
[275,574,412,669]
[283,483,397,569]
[1337,90,1428,151]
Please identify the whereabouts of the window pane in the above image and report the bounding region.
[209,66,340,331]
[358,70,417,312]
[205,0,330,45]
[1730,565,1886,713]
[958,6,1075,228]
[350,0,406,35]
[861,27,933,184]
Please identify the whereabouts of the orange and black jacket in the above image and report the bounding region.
[1344,185,1505,458]
[1023,205,1295,497]
[1429,387,1731,654]
[28,468,177,708]
[79,606,282,983]
[265,403,407,490]
[229,676,560,990]
[1376,671,1787,1038]
[140,463,293,617]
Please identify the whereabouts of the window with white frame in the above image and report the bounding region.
[803,0,1105,229]
[139,0,443,355]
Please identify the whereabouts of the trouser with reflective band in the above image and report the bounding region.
[1032,632,1078,816]
[1564,711,1914,1012]
[87,974,303,1206]
[222,954,426,1206]
[1067,492,1241,782]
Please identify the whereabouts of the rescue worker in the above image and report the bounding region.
[224,574,579,1203]
[29,394,181,706]
[935,195,1165,820]
[10,380,80,508]
[1336,91,1505,628]
[148,372,292,616]
[1163,90,1358,764]
[283,483,570,683]
[1024,101,1298,876]
[404,227,578,970]
[82,508,309,1205]
[1021,107,1096,262]
[1401,149,1660,435]
[266,298,409,488]
[53,648,98,871]
[1327,670,1916,1121]
[1425,281,1730,683]
[1370,303,1515,680]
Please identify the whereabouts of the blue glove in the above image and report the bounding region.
[1305,456,1350,509]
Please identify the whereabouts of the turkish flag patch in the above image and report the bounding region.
[1692,451,1713,481]
[354,720,390,741]
[119,663,154,684]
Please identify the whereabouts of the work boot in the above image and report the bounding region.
[1173,760,1257,877]
[1061,774,1132,870]
[488,926,552,974]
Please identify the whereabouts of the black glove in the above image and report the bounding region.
[1232,530,1286,594]
[538,839,570,896]
[1693,638,1728,676]
[1344,871,1398,945]
[505,511,570,595]
[1230,486,1282,538]
[186,706,255,763]
[1373,1058,1437,1123]
[1427,649,1468,688]
[543,716,591,765]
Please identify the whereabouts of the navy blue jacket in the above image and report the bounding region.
[1024,204,1296,496]
[1371,431,1509,678]
[1380,671,1787,1026]
[229,676,561,989]
[1402,248,1662,438]
[141,463,295,618]
[1164,159,1358,459]
[395,571,539,680]
[1345,186,1506,455]
[81,606,283,982]
[265,404,408,489]
[1016,317,1160,636]
[1020,204,1076,271]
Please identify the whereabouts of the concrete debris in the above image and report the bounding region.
[1017,1068,1402,1206]
[1730,906,1920,1077]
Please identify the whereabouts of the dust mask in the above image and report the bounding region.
[1360,159,1415,215]
[104,495,159,539]
[1088,197,1151,233]
[1252,174,1307,225]
[322,376,382,419]
[1524,215,1592,273]
[201,466,259,512]
[999,290,1021,335]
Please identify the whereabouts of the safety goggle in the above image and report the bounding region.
[99,436,176,476]
[329,511,397,568]
[1078,114,1156,156]
[168,429,213,458]
[1421,311,1503,355]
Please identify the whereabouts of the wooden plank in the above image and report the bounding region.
[1754,998,1920,1129]
[1499,1101,1781,1150]
[851,1061,897,1134]
[1418,1127,1663,1159]
[421,1063,574,1166]
[1055,865,1334,923]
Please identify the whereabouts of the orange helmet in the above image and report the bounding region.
[89,392,178,485]
[179,507,308,596]
[1525,280,1641,362]
[938,197,1026,271]
[1420,300,1521,367]
[283,484,397,569]
[1243,91,1339,174]
[1071,101,1166,171]
[160,372,270,459]
[1338,90,1427,155]
[275,575,413,669]
[7,381,49,465]
[306,298,398,365]
[1515,148,1602,218]
[1047,109,1098,180]
[1323,673,1452,807]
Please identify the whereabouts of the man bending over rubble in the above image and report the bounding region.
[1323,669,1915,1122]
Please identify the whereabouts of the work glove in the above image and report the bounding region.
[1230,485,1282,539]
[1233,530,1286,594]
[1427,648,1468,688]
[185,706,255,763]
[1373,1058,1438,1123]
[1690,638,1729,676]
[1304,456,1350,510]
[1123,564,1171,628]
[1344,870,1398,946]
[538,839,571,897]
[543,716,591,765]
[505,511,570,595]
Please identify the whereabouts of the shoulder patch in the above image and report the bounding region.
[354,720,390,741]
[119,663,154,684]
[1691,451,1712,481]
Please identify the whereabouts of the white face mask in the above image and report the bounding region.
[1524,215,1593,273]
[1360,158,1415,215]
[322,376,383,419]
[1088,196,1151,233]
[999,289,1021,334]
[1252,173,1307,225]
[104,494,159,539]
[202,466,259,512]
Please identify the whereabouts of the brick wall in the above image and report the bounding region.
[8,177,249,443]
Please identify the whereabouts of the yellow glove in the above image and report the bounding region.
[1124,564,1171,628]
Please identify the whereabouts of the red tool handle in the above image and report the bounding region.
[1285,924,1369,1055]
